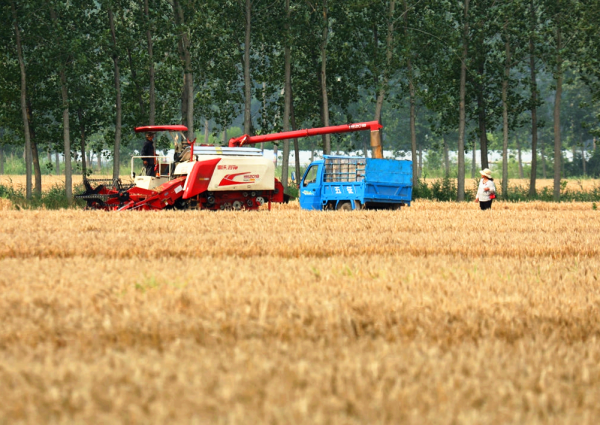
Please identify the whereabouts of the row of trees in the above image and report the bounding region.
[1,0,599,201]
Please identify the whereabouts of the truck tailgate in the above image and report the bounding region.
[364,159,412,202]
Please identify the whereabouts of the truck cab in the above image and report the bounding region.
[299,160,326,210]
[299,156,412,211]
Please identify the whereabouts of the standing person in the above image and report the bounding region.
[475,168,496,210]
[141,132,156,176]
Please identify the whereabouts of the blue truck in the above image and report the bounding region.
[299,156,413,211]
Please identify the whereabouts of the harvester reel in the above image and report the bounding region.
[117,191,130,203]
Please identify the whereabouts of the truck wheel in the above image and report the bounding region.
[337,201,353,211]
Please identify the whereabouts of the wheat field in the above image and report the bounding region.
[1,201,600,424]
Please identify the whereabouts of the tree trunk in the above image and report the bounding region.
[243,0,252,135]
[457,0,469,201]
[108,6,121,181]
[502,25,511,200]
[582,143,586,176]
[78,109,87,178]
[50,6,72,199]
[261,81,267,133]
[59,71,72,198]
[553,18,562,201]
[402,0,421,188]
[418,145,423,178]
[281,0,292,189]
[443,135,450,177]
[56,151,60,175]
[126,47,145,118]
[373,0,395,158]
[528,0,539,197]
[371,23,378,158]
[0,145,4,175]
[12,0,33,199]
[477,60,489,170]
[290,85,301,187]
[471,137,476,178]
[30,131,42,196]
[320,0,331,154]
[222,128,227,144]
[541,141,547,178]
[173,0,194,140]
[144,0,155,125]
[26,100,42,195]
[517,135,524,178]
[181,71,188,128]
[362,134,370,158]
[204,119,210,144]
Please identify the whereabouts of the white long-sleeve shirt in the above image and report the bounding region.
[476,179,496,202]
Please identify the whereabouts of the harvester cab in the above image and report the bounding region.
[130,126,188,190]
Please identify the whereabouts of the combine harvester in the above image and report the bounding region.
[76,121,388,211]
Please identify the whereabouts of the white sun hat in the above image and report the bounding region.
[480,168,492,179]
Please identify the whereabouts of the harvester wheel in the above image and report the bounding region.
[233,200,243,210]
[173,198,188,210]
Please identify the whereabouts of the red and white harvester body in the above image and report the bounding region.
[76,121,382,211]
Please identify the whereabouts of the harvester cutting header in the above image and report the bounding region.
[76,121,385,211]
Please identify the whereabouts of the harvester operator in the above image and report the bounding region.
[141,132,156,177]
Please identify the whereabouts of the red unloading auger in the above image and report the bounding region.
[228,121,384,158]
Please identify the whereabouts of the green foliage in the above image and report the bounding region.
[496,182,600,202]
[413,176,457,202]
[2,156,26,174]
[285,185,299,199]
[0,182,85,210]
[413,176,600,202]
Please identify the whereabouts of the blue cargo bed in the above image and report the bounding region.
[300,156,412,210]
